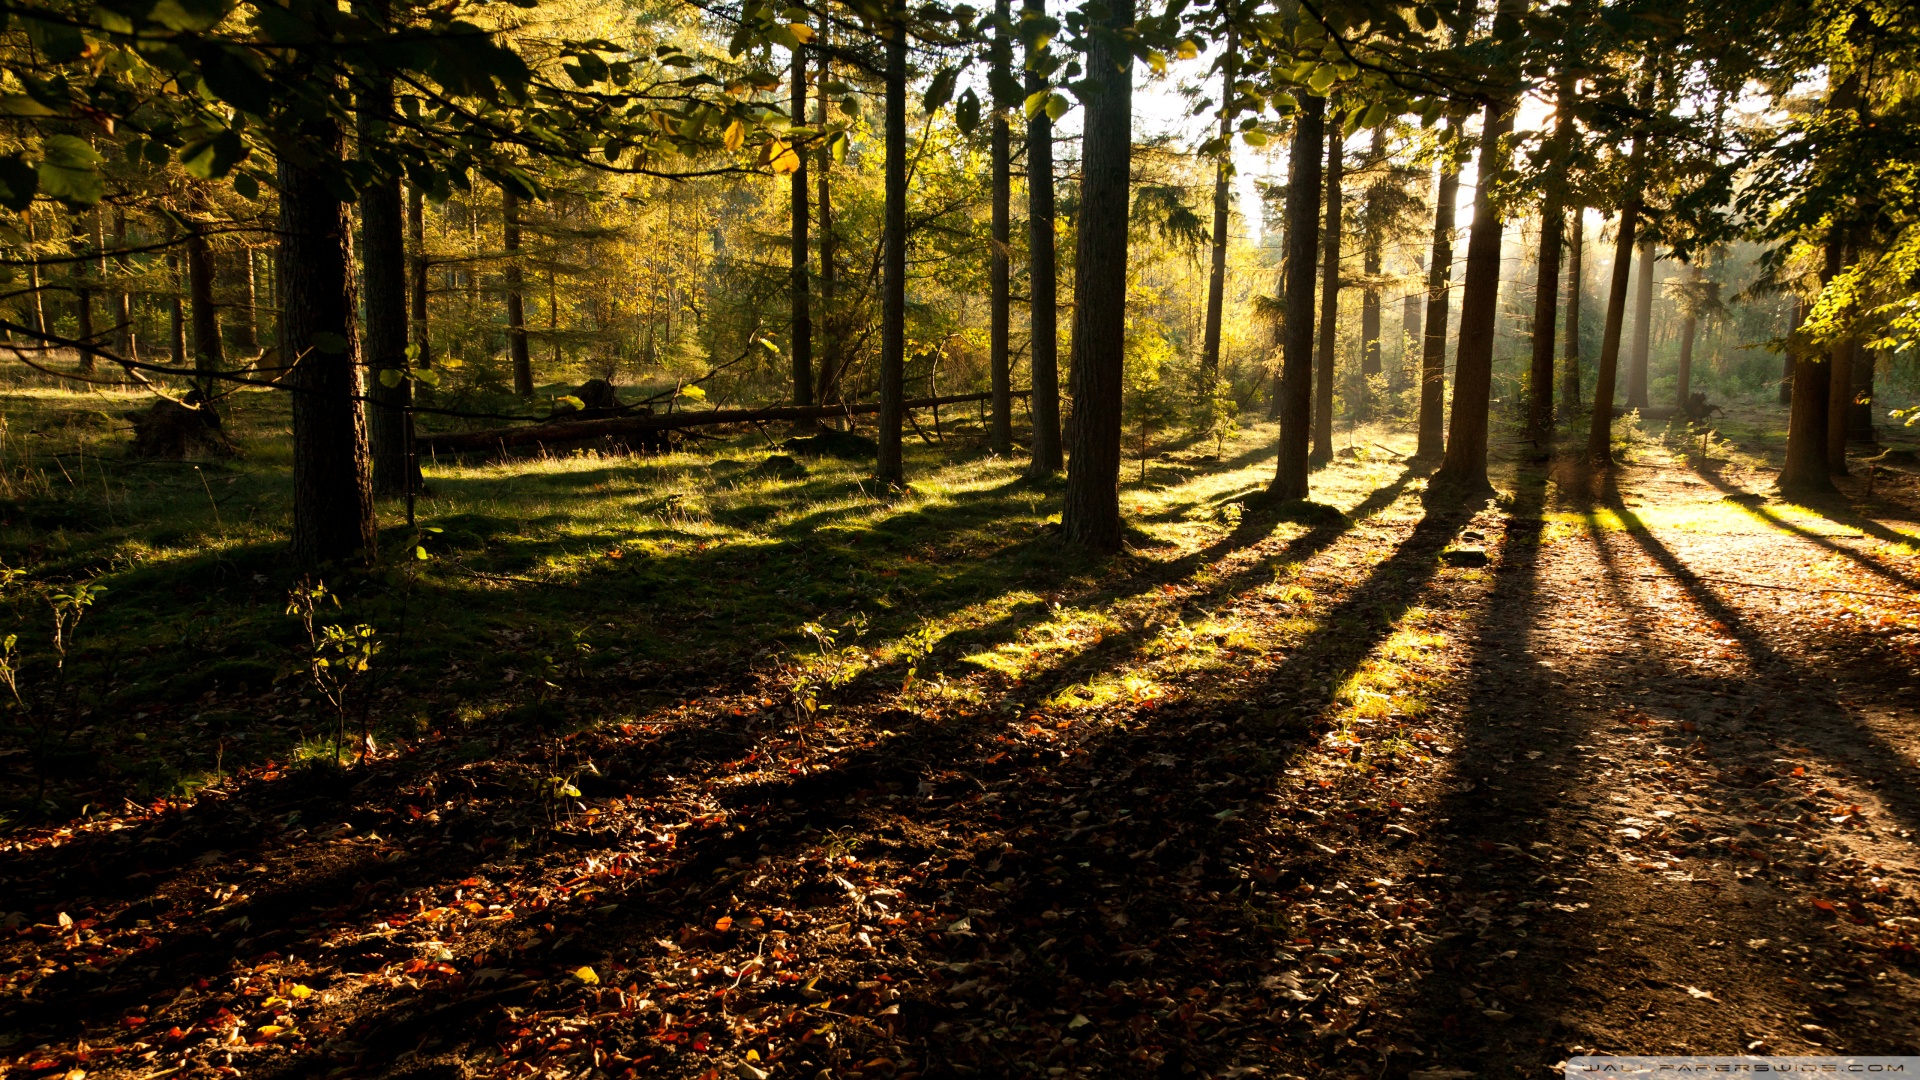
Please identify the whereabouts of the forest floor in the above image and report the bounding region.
[2,392,1920,1080]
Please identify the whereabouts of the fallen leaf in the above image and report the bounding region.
[572,966,600,984]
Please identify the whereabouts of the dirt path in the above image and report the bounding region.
[3,437,1918,1080]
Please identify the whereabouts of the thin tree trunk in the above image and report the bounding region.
[361,94,412,499]
[1675,308,1697,410]
[988,0,1013,454]
[1311,114,1344,465]
[1434,94,1518,490]
[1850,346,1876,443]
[1625,236,1655,409]
[167,248,187,368]
[816,51,839,407]
[1024,0,1062,476]
[1269,93,1325,501]
[281,112,377,566]
[504,188,532,396]
[1359,126,1386,396]
[1585,204,1646,462]
[1415,152,1461,459]
[1200,23,1238,380]
[408,186,430,367]
[1560,209,1582,416]
[185,195,224,402]
[112,209,137,360]
[71,216,95,373]
[1779,298,1799,405]
[1399,251,1422,392]
[1526,206,1564,447]
[791,41,814,408]
[876,1,909,487]
[24,210,45,337]
[1059,0,1135,550]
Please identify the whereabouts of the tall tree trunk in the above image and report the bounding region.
[361,97,412,499]
[24,210,45,337]
[1560,209,1582,416]
[1625,236,1655,409]
[790,41,814,408]
[876,2,909,487]
[1059,0,1135,550]
[1849,347,1876,443]
[1200,23,1238,380]
[816,51,839,407]
[1526,207,1564,448]
[408,186,430,367]
[1414,151,1461,459]
[185,195,224,402]
[987,0,1013,454]
[1434,95,1518,490]
[1584,207,1646,462]
[1359,126,1386,397]
[281,113,377,567]
[112,209,136,360]
[1311,114,1343,465]
[71,216,95,373]
[504,188,532,396]
[1399,251,1423,392]
[1826,336,1853,475]
[1023,0,1062,476]
[1269,93,1326,501]
[167,248,187,368]
[1779,298,1799,405]
[1675,261,1702,410]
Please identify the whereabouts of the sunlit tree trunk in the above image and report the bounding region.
[1060,0,1135,550]
[1024,0,1062,476]
[167,246,186,368]
[876,1,909,487]
[281,110,376,567]
[1359,126,1386,405]
[1675,262,1701,411]
[1399,251,1422,393]
[790,41,813,408]
[1415,150,1460,459]
[504,187,532,397]
[988,0,1013,454]
[1560,209,1582,417]
[1526,207,1564,449]
[1779,298,1799,405]
[1311,113,1343,465]
[1585,186,1646,462]
[1200,22,1237,381]
[1434,93,1518,491]
[1270,93,1325,501]
[1826,335,1853,475]
[1625,236,1655,410]
[816,50,839,407]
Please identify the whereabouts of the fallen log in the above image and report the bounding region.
[417,390,1026,455]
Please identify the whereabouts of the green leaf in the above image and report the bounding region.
[922,66,959,115]
[1415,4,1439,31]
[0,95,53,118]
[378,368,405,388]
[1024,89,1051,119]
[149,0,231,32]
[232,172,260,200]
[180,129,246,179]
[1044,93,1069,122]
[37,135,102,206]
[0,154,37,212]
[955,88,980,135]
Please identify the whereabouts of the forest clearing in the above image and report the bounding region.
[2,0,1920,1074]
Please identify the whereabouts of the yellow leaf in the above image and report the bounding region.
[768,140,801,175]
[1147,50,1167,74]
[572,966,600,984]
[257,1024,285,1035]
[788,22,814,41]
[1176,39,1199,59]
[290,984,313,999]
[723,119,746,153]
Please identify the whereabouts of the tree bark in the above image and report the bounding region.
[988,0,1013,454]
[1024,0,1062,476]
[1434,95,1517,491]
[1780,236,1838,494]
[1059,0,1135,551]
[1584,103,1649,466]
[1849,346,1876,443]
[1625,236,1655,409]
[112,209,137,361]
[1200,23,1238,380]
[1359,126,1386,391]
[1779,298,1799,405]
[167,247,186,368]
[1414,150,1460,459]
[503,188,533,396]
[1399,251,1422,392]
[184,194,224,401]
[281,114,377,566]
[876,2,909,487]
[1675,261,1702,411]
[361,100,412,499]
[408,186,430,367]
[1826,335,1853,475]
[1311,115,1344,465]
[791,42,814,408]
[816,52,839,407]
[1526,206,1563,447]
[1560,209,1582,416]
[1269,93,1325,501]
[70,215,95,374]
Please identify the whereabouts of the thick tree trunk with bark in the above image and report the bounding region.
[1200,24,1237,381]
[987,0,1013,454]
[1782,235,1840,493]
[361,99,412,499]
[1560,210,1582,416]
[1826,336,1854,474]
[1675,262,1702,411]
[876,5,909,487]
[1024,0,1061,476]
[1434,97,1517,491]
[504,188,532,397]
[408,187,430,368]
[1269,93,1325,501]
[1415,153,1460,459]
[1526,207,1563,447]
[1060,0,1134,550]
[1311,117,1343,464]
[1625,237,1655,409]
[280,114,377,567]
[790,44,814,408]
